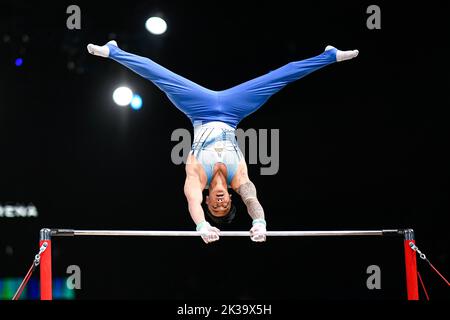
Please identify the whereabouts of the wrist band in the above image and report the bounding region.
[196,220,209,231]
[252,218,266,226]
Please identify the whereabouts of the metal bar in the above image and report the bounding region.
[49,229,397,237]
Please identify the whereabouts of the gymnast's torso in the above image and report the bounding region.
[187,121,246,190]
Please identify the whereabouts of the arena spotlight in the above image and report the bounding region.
[145,17,167,35]
[112,86,133,106]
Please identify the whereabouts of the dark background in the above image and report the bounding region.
[0,0,449,300]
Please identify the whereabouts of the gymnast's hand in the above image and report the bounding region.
[196,221,220,244]
[250,219,267,242]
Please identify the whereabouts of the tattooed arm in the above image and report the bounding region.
[237,181,265,221]
[237,180,267,242]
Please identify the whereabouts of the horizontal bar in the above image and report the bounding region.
[50,229,400,237]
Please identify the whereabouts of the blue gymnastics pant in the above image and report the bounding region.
[107,44,337,128]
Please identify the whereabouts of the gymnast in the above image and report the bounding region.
[87,40,358,244]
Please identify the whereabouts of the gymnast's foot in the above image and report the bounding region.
[87,40,118,58]
[325,45,359,62]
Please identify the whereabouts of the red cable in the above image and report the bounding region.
[12,262,36,300]
[427,261,450,286]
[417,271,430,301]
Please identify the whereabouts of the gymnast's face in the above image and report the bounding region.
[206,189,232,217]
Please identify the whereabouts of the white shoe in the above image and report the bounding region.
[325,45,359,62]
[87,40,118,58]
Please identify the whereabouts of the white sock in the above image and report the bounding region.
[325,45,359,62]
[87,40,118,58]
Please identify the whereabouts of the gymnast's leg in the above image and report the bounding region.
[218,45,359,125]
[87,41,216,121]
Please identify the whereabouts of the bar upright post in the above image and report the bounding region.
[40,228,52,300]
[403,229,419,300]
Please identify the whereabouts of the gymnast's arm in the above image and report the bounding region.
[234,167,267,242]
[184,165,221,244]
[233,163,267,228]
[236,179,266,222]
[183,170,206,226]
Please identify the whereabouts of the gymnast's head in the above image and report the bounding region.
[205,186,236,225]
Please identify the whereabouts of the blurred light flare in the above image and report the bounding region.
[131,94,143,110]
[15,58,23,67]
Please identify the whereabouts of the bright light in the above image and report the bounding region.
[145,17,167,35]
[15,58,23,67]
[112,87,133,106]
[131,94,143,110]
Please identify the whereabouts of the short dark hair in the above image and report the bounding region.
[205,204,237,225]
